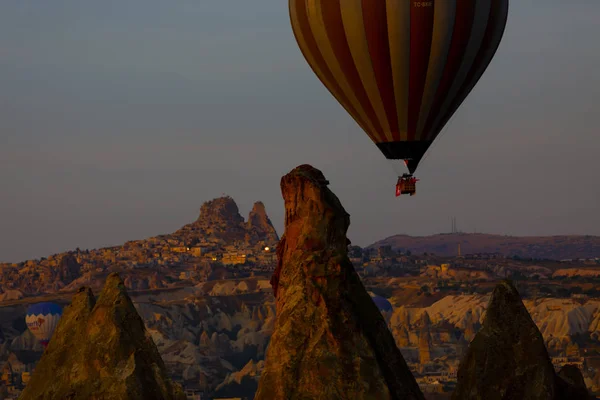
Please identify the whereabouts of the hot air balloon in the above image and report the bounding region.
[25,302,62,348]
[368,291,394,312]
[289,0,509,196]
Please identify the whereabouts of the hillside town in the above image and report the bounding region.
[0,197,279,299]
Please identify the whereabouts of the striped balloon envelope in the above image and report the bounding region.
[368,291,394,312]
[289,0,509,174]
[26,302,63,348]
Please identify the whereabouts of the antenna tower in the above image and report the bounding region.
[451,217,458,233]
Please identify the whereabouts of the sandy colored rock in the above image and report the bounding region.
[255,164,423,400]
[20,273,185,400]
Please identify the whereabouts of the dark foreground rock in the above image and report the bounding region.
[453,280,591,400]
[556,365,593,399]
[255,164,423,400]
[20,273,185,400]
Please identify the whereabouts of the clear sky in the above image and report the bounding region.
[1,0,599,263]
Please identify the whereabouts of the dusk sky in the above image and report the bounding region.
[1,0,599,263]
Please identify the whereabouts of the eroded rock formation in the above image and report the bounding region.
[20,273,185,400]
[453,280,591,400]
[247,201,279,243]
[256,164,423,400]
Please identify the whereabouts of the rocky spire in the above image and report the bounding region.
[396,327,410,348]
[256,164,423,400]
[247,201,279,243]
[20,273,185,400]
[452,280,590,400]
[54,253,81,282]
[463,309,479,342]
[199,331,212,348]
[418,311,432,365]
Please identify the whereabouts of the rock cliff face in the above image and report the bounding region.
[191,196,248,243]
[255,165,423,400]
[54,254,82,282]
[20,273,185,400]
[452,280,590,400]
[197,196,246,227]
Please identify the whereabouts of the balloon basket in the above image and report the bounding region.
[396,175,418,197]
